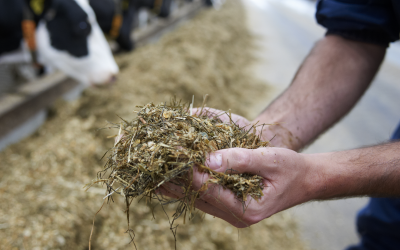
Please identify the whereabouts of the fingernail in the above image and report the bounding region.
[207,153,222,170]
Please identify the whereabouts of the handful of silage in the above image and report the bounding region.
[95,100,270,221]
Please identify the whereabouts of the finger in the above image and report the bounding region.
[206,148,280,176]
[161,181,216,201]
[190,148,277,215]
[161,176,230,204]
[159,182,250,228]
[156,186,180,199]
[158,184,248,227]
[192,107,249,126]
[161,182,186,197]
[192,108,223,119]
[190,166,257,216]
[162,171,242,216]
[160,169,259,227]
[200,184,248,213]
[191,197,249,228]
[160,155,268,221]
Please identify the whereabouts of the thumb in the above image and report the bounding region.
[205,151,223,171]
[206,148,261,175]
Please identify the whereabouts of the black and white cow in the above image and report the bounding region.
[89,0,136,51]
[136,0,173,18]
[89,0,173,52]
[0,0,118,86]
[203,0,225,8]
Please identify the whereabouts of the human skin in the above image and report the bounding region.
[158,35,400,228]
[257,35,386,151]
[160,142,400,228]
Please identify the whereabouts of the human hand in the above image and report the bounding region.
[158,147,319,228]
[193,107,277,143]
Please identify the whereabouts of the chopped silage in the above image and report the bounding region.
[0,0,307,249]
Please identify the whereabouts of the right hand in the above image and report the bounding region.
[158,147,320,228]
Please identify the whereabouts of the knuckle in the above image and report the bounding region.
[234,222,248,229]
[229,149,252,171]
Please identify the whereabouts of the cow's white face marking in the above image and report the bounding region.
[36,0,119,85]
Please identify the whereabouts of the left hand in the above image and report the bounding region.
[192,107,254,131]
[194,107,301,149]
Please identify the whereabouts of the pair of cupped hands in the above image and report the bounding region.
[122,108,319,228]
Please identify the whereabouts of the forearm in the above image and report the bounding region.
[256,35,386,151]
[306,141,400,200]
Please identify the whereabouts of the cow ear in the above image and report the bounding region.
[44,8,56,21]
[44,0,63,21]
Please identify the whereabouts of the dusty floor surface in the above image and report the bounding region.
[0,1,307,249]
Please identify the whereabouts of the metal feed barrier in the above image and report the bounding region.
[0,0,204,151]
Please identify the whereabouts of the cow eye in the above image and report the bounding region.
[79,21,87,30]
[72,20,91,37]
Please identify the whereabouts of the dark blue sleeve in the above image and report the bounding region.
[316,0,400,46]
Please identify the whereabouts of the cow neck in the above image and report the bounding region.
[153,0,164,14]
[21,1,52,65]
[22,1,38,64]
[110,0,124,39]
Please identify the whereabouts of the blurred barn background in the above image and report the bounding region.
[2,0,400,249]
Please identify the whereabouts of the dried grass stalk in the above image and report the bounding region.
[89,98,271,246]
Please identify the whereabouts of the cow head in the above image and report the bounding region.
[36,0,119,85]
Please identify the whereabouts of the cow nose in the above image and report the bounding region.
[109,75,117,83]
[90,74,118,87]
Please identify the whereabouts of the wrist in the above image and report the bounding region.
[255,122,304,151]
[303,152,357,200]
[300,153,330,201]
